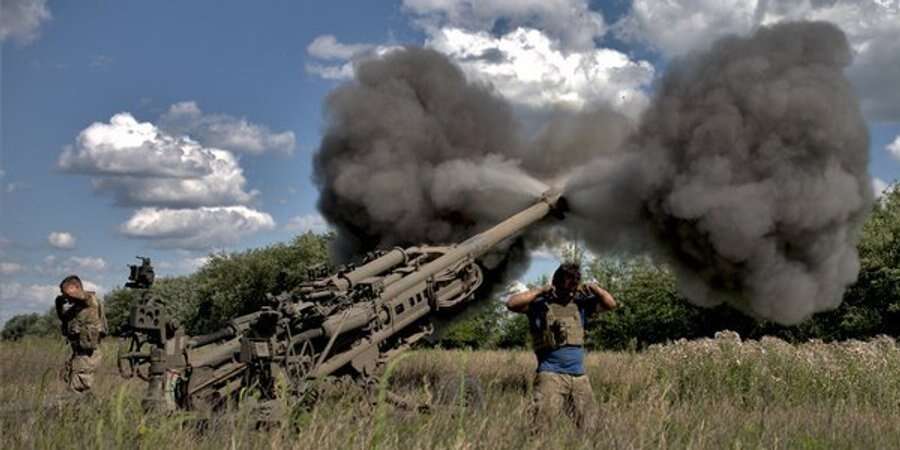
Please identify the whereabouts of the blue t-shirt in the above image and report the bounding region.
[527,293,595,375]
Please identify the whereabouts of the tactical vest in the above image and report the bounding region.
[66,292,107,351]
[531,299,585,352]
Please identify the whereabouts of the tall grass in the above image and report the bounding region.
[3,333,900,449]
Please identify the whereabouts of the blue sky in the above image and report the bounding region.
[2,0,899,324]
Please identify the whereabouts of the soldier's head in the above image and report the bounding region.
[552,262,581,301]
[59,275,85,300]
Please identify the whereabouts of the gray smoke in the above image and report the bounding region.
[568,21,872,324]
[314,22,873,324]
[313,48,547,283]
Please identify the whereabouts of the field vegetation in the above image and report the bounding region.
[3,334,900,449]
[1,185,897,448]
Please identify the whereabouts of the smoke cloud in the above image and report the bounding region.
[313,48,547,279]
[314,21,873,324]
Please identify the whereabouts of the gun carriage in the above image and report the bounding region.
[118,190,567,412]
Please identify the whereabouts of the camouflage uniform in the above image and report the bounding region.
[57,291,105,394]
[531,371,596,429]
[528,292,597,429]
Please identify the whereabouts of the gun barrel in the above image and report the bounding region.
[334,248,407,290]
[380,189,564,301]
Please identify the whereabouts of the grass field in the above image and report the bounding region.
[3,332,900,449]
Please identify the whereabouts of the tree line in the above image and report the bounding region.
[4,185,898,349]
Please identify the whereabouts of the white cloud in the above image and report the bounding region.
[35,255,108,275]
[403,0,606,50]
[305,61,357,80]
[284,213,331,234]
[120,206,275,249]
[0,0,51,45]
[60,113,257,207]
[304,37,401,81]
[307,34,375,60]
[615,0,759,57]
[61,112,222,177]
[427,26,653,117]
[0,262,24,275]
[66,256,107,272]
[887,136,900,161]
[158,101,296,155]
[617,0,900,121]
[48,231,76,250]
[872,177,894,199]
[156,255,210,273]
[0,280,105,325]
[0,282,59,323]
[308,5,652,118]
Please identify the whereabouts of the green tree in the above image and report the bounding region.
[185,232,331,333]
[1,310,59,340]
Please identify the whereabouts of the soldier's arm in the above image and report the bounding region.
[507,286,550,313]
[55,295,70,336]
[585,283,617,311]
[55,295,68,319]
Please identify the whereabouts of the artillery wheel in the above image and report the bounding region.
[116,335,150,381]
[285,338,317,386]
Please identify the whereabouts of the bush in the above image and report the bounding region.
[1,312,58,341]
[77,232,331,337]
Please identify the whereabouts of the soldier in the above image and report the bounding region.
[55,275,107,395]
[506,262,617,430]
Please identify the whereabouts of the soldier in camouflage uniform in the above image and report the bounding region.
[507,263,617,429]
[56,275,107,395]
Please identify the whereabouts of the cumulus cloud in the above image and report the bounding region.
[405,0,656,116]
[156,255,210,274]
[307,34,375,60]
[0,282,59,324]
[615,0,759,56]
[120,206,275,249]
[304,36,400,81]
[305,62,356,80]
[158,102,296,155]
[427,26,653,117]
[308,2,653,118]
[872,177,893,199]
[616,0,900,121]
[0,0,51,44]
[402,0,605,50]
[0,281,103,325]
[65,256,107,272]
[36,255,108,275]
[60,113,257,207]
[888,136,900,161]
[0,262,24,275]
[62,110,280,250]
[48,232,76,250]
[284,213,330,234]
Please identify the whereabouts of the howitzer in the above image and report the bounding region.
[118,189,567,412]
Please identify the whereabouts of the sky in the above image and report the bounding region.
[1,0,899,325]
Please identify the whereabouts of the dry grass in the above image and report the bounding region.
[3,332,900,449]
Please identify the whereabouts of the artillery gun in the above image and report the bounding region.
[117,189,567,412]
